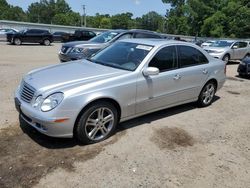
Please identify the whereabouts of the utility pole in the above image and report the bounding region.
[81,5,87,27]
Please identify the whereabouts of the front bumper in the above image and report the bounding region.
[14,94,75,138]
[237,64,250,75]
[208,52,224,60]
[58,52,84,62]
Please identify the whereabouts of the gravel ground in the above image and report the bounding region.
[0,42,249,188]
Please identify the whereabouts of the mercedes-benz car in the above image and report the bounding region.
[204,40,250,63]
[58,29,163,62]
[15,39,226,144]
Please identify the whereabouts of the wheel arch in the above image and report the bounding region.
[203,78,218,92]
[73,97,122,136]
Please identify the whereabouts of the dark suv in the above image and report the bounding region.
[61,29,96,42]
[7,29,53,46]
[58,29,163,62]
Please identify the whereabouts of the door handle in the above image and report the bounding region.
[202,69,208,74]
[173,74,181,80]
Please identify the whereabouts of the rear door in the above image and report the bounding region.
[238,42,248,59]
[175,45,210,99]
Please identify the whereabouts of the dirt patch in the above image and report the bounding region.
[151,127,195,150]
[0,122,126,188]
[226,77,244,82]
[227,91,241,95]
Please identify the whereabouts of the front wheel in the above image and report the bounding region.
[75,102,118,144]
[197,82,216,107]
[43,39,51,46]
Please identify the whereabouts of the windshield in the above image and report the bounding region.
[89,42,153,71]
[211,41,233,47]
[90,31,120,43]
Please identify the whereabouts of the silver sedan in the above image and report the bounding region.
[15,39,226,144]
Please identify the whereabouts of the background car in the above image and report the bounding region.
[238,57,250,77]
[204,40,250,63]
[61,29,96,42]
[58,29,164,62]
[52,31,68,42]
[15,39,226,144]
[201,40,215,48]
[7,29,54,46]
[0,28,18,41]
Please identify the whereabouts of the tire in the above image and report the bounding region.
[222,54,230,64]
[75,101,118,144]
[43,39,51,46]
[14,38,22,45]
[197,81,216,107]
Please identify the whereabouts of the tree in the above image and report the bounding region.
[110,12,133,29]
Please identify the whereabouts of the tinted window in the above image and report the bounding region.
[239,42,247,48]
[149,46,177,72]
[135,33,161,39]
[88,31,96,37]
[117,33,133,40]
[178,45,208,67]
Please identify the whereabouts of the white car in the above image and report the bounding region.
[201,40,215,48]
[0,28,18,41]
[204,40,250,63]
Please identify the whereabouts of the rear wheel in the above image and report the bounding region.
[197,81,216,107]
[75,101,118,144]
[222,54,230,64]
[14,38,21,45]
[43,39,51,46]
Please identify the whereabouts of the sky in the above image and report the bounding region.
[6,0,170,18]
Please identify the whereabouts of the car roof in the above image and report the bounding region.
[118,38,191,47]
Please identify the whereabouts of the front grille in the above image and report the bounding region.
[20,82,36,103]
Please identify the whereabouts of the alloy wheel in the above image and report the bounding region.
[84,107,114,141]
[202,83,215,105]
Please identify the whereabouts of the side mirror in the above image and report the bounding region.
[143,67,159,77]
[232,45,238,49]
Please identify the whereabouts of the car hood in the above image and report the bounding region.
[204,46,229,52]
[63,41,104,48]
[24,60,128,94]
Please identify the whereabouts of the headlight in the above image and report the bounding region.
[71,47,84,53]
[212,50,224,54]
[41,93,64,112]
[32,95,43,109]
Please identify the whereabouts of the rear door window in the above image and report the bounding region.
[178,45,208,68]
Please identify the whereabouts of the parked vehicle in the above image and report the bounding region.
[204,40,250,63]
[238,57,250,77]
[201,40,215,48]
[61,29,96,42]
[7,29,53,46]
[53,31,68,42]
[59,29,164,62]
[15,39,226,144]
[0,28,18,41]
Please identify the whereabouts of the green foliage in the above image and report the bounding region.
[163,0,250,38]
[1,0,249,38]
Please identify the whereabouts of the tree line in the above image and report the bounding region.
[0,0,249,38]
